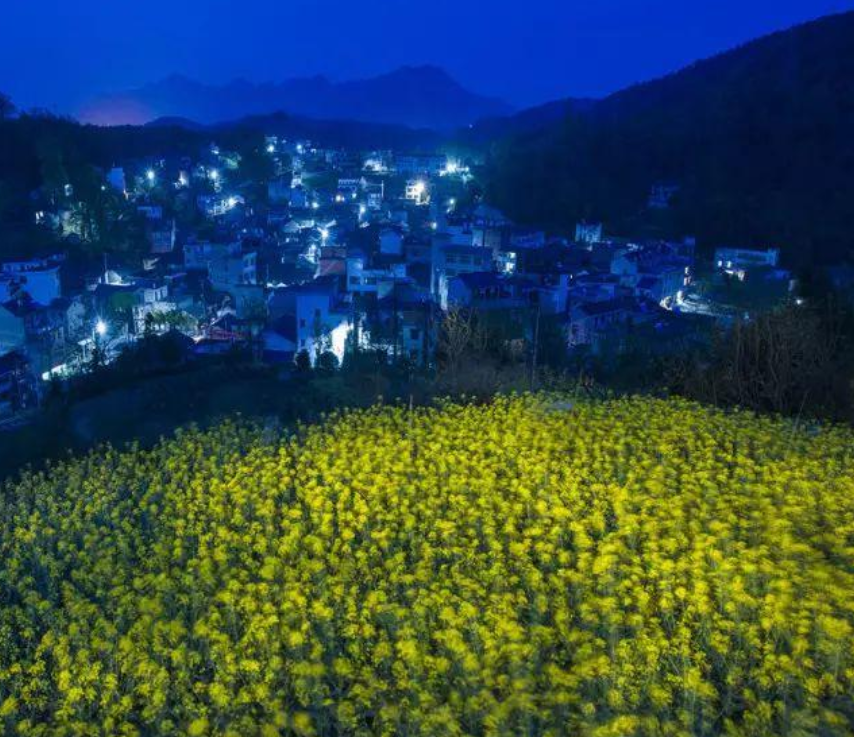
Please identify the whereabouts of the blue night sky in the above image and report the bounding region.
[3,0,853,113]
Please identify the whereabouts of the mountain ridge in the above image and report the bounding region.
[78,66,513,130]
[486,10,854,266]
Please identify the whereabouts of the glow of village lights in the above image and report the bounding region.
[95,319,107,337]
[146,169,156,182]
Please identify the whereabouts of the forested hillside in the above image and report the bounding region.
[0,114,207,258]
[487,12,854,266]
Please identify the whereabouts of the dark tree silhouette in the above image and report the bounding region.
[0,92,15,120]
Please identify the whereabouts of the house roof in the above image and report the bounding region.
[93,283,138,299]
[0,349,26,372]
[285,275,340,296]
[2,297,42,318]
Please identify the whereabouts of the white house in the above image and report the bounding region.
[1,256,63,306]
[346,255,406,298]
[405,179,430,206]
[714,247,780,280]
[149,220,177,254]
[209,250,258,292]
[396,154,446,176]
[575,222,603,246]
[267,278,351,362]
[184,242,240,271]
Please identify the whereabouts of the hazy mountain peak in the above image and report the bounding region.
[79,67,513,129]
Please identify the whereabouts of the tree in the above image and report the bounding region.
[294,350,312,375]
[437,309,484,381]
[0,92,15,120]
[671,303,854,420]
[316,351,339,376]
[88,343,106,373]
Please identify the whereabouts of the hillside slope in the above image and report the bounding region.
[1,396,853,734]
[487,12,854,265]
[147,110,442,150]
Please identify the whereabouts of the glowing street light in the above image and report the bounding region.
[320,228,330,241]
[443,160,460,176]
[209,169,220,182]
[95,319,107,338]
[146,169,156,183]
[311,201,320,210]
[267,144,275,154]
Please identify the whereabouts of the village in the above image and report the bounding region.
[0,135,797,422]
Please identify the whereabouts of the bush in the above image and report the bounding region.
[671,303,854,420]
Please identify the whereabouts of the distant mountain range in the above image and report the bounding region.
[78,66,513,130]
[487,11,854,266]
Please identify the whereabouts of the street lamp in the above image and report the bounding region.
[95,319,107,338]
[146,169,156,183]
